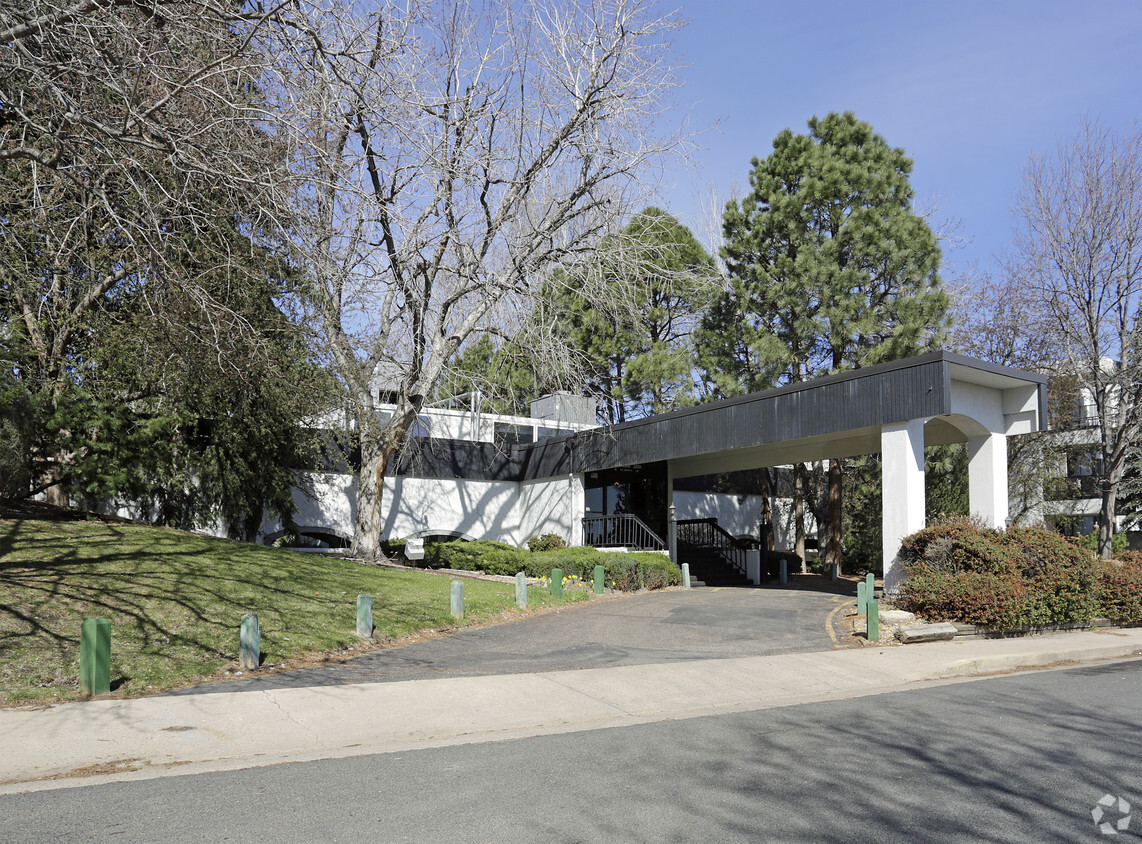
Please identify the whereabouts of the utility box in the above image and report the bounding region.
[405,537,425,561]
[530,392,597,427]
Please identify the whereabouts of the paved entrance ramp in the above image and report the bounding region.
[170,586,848,696]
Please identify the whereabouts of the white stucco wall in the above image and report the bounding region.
[382,476,521,543]
[518,475,581,547]
[261,470,580,548]
[673,491,811,550]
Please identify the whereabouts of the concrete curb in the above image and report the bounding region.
[3,628,1141,795]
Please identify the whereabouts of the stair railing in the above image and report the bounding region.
[581,513,665,551]
[675,518,748,578]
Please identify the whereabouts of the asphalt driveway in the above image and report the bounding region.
[170,582,853,696]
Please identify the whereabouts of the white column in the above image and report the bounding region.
[569,474,585,547]
[881,418,927,594]
[968,433,1009,528]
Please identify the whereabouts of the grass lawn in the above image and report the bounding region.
[0,510,586,706]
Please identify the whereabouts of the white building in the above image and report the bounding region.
[259,352,1048,588]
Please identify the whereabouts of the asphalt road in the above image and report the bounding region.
[169,584,850,694]
[6,659,1141,842]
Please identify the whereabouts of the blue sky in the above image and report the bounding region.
[658,0,1142,283]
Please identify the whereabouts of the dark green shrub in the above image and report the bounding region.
[478,547,529,576]
[527,534,567,552]
[424,539,522,571]
[526,546,606,579]
[1095,558,1142,625]
[527,548,678,591]
[601,551,679,591]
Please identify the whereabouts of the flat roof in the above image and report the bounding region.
[396,352,1048,482]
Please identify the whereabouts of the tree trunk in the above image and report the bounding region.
[759,467,775,552]
[43,450,70,509]
[793,464,807,572]
[352,393,421,560]
[826,458,843,574]
[1098,484,1117,560]
[353,432,392,561]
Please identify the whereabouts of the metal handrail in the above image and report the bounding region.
[676,518,748,577]
[582,514,665,551]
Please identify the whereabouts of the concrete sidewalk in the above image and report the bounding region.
[3,627,1141,795]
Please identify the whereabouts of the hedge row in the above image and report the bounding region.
[382,539,679,591]
[895,520,1142,628]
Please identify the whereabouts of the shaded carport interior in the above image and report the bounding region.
[513,351,1047,585]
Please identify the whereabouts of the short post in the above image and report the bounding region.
[450,580,464,618]
[867,600,880,642]
[593,564,605,594]
[550,568,563,599]
[681,562,692,589]
[356,594,374,637]
[515,571,528,608]
[239,613,260,670]
[857,580,868,615]
[779,558,788,585]
[79,618,111,695]
[830,563,838,582]
[866,572,876,601]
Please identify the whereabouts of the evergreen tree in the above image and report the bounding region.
[553,208,719,423]
[701,112,949,572]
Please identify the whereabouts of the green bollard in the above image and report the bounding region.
[779,559,788,585]
[356,594,374,637]
[593,565,605,594]
[515,571,528,608]
[550,568,563,599]
[79,618,111,695]
[867,599,879,642]
[239,613,260,670]
[681,562,691,589]
[450,580,464,618]
[866,572,876,602]
[857,580,868,615]
[830,563,838,582]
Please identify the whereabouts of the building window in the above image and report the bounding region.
[494,423,534,448]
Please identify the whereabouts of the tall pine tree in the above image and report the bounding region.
[554,207,719,423]
[699,112,949,572]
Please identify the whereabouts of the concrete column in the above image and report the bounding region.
[967,433,1009,529]
[745,549,761,585]
[569,474,585,547]
[881,418,926,593]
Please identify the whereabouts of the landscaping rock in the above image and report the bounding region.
[879,609,916,625]
[896,622,958,644]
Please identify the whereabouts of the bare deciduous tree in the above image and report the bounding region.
[0,0,289,501]
[261,0,689,558]
[1010,120,1142,556]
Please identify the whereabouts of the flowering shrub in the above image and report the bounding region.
[896,519,1097,628]
[1095,557,1142,625]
